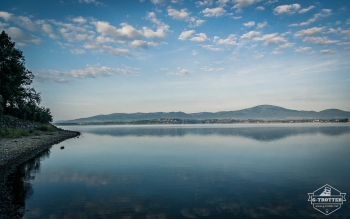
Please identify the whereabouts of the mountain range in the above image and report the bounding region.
[57,105,350,123]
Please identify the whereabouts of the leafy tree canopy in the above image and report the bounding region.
[0,30,52,123]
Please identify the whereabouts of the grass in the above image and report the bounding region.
[0,128,29,138]
[37,124,57,132]
[0,123,58,139]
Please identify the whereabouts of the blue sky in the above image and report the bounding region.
[1,0,350,120]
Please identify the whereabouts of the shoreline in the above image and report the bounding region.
[0,129,80,219]
[55,121,350,127]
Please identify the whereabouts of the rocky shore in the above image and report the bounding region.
[0,116,40,131]
[0,128,80,219]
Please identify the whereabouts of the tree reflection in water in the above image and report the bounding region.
[4,147,51,219]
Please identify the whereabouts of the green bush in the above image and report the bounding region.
[37,124,57,132]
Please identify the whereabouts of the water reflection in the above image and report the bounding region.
[2,125,350,218]
[1,148,51,219]
[69,124,350,141]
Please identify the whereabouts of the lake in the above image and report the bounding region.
[7,124,350,218]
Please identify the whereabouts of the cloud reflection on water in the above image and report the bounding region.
[6,125,350,219]
[67,124,350,141]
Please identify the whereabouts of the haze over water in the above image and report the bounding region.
[7,124,350,218]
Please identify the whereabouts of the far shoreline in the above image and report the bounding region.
[54,120,350,126]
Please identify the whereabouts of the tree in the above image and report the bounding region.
[0,30,52,123]
[0,95,3,116]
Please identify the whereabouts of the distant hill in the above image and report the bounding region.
[58,105,350,123]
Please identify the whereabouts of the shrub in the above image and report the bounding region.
[37,124,57,132]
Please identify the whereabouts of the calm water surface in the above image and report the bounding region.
[7,124,350,219]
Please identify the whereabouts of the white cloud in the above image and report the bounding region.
[79,0,104,6]
[294,27,324,38]
[271,48,282,54]
[253,52,265,59]
[193,19,206,27]
[0,11,12,21]
[201,44,223,51]
[232,0,261,12]
[36,65,139,83]
[299,9,332,26]
[320,49,337,54]
[294,46,313,53]
[84,39,131,56]
[281,31,292,36]
[265,0,278,5]
[192,50,198,55]
[151,0,166,4]
[214,34,237,45]
[273,4,301,15]
[279,42,294,48]
[178,30,195,40]
[195,0,213,7]
[59,28,88,42]
[256,6,265,10]
[51,20,87,32]
[34,75,70,83]
[144,12,170,39]
[94,21,143,41]
[130,40,157,48]
[299,5,315,13]
[177,68,190,75]
[253,33,287,45]
[216,0,229,7]
[303,36,338,45]
[41,23,57,39]
[72,16,87,24]
[0,12,59,37]
[168,7,192,20]
[0,21,8,28]
[328,27,350,41]
[257,21,267,29]
[201,66,214,72]
[95,35,115,44]
[4,27,43,46]
[202,7,226,17]
[167,67,191,75]
[190,33,209,42]
[240,30,260,39]
[70,48,86,54]
[243,21,255,27]
[167,7,204,27]
[143,27,168,40]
